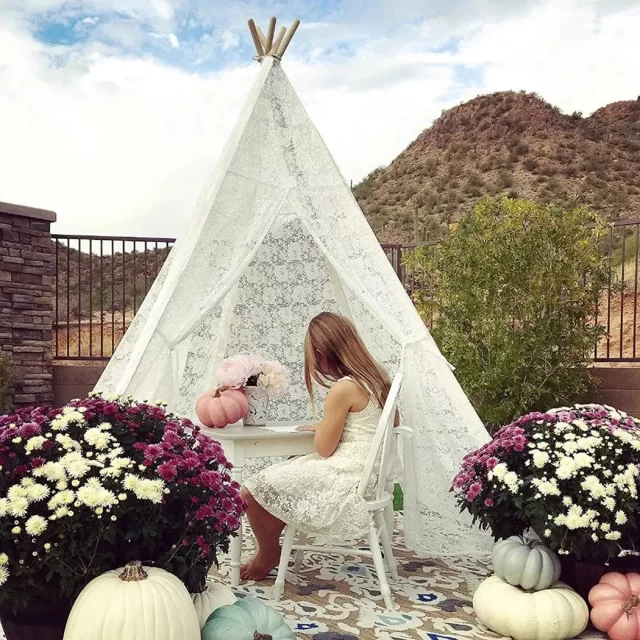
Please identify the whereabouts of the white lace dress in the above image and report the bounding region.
[244,385,382,540]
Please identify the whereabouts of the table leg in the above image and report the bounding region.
[228,443,245,587]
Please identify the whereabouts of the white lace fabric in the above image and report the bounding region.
[96,56,493,557]
[245,394,381,539]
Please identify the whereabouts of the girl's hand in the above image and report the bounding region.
[296,425,315,432]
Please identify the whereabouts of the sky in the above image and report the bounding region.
[0,0,639,237]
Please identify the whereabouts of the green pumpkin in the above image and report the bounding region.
[202,598,295,640]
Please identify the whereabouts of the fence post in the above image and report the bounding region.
[0,201,57,408]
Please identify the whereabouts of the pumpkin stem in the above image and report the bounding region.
[623,594,640,617]
[119,561,149,582]
[253,633,272,640]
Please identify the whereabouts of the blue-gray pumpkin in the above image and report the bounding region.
[202,598,295,640]
[492,535,561,591]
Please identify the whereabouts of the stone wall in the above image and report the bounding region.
[0,201,57,408]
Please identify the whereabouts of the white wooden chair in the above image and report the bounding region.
[273,373,404,610]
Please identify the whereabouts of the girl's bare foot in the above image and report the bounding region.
[240,547,281,581]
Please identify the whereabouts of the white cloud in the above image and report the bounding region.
[0,0,638,240]
[221,30,240,51]
[455,0,640,114]
[168,33,179,48]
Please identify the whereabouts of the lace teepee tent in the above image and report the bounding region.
[96,18,491,556]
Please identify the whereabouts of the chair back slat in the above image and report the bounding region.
[356,373,403,498]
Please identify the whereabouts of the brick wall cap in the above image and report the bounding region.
[0,201,57,223]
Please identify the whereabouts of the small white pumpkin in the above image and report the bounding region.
[473,575,589,640]
[63,561,200,640]
[192,580,237,629]
[492,535,561,591]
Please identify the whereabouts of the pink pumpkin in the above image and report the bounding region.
[195,388,248,428]
[590,572,640,640]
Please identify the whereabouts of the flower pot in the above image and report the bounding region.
[560,555,640,602]
[0,602,70,640]
[243,386,268,426]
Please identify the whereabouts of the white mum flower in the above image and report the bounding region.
[615,511,628,525]
[574,419,590,432]
[54,506,71,518]
[0,498,9,516]
[8,498,29,517]
[0,553,8,565]
[98,422,112,431]
[26,484,50,503]
[24,436,46,454]
[55,433,81,451]
[111,457,133,470]
[574,452,594,469]
[60,452,91,479]
[604,497,616,511]
[123,474,165,504]
[532,478,560,496]
[503,471,521,493]
[25,515,47,536]
[601,523,611,532]
[532,451,550,468]
[84,427,113,450]
[592,533,599,542]
[76,478,118,510]
[47,490,75,510]
[489,463,508,480]
[7,486,28,502]
[33,461,67,482]
[0,565,8,586]
[581,475,606,499]
[562,496,573,506]
[605,531,622,541]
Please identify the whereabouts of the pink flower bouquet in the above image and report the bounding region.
[214,355,289,400]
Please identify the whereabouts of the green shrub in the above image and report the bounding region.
[405,197,608,428]
[0,352,13,413]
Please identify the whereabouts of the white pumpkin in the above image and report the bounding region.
[492,535,561,591]
[64,561,200,640]
[192,580,237,629]
[473,576,589,640]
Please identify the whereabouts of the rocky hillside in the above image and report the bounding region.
[354,92,640,243]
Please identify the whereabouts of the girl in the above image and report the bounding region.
[241,311,398,581]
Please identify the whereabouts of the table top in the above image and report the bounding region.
[201,422,315,441]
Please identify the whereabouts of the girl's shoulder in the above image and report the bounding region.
[331,376,370,406]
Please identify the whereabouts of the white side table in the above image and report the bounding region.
[200,423,314,586]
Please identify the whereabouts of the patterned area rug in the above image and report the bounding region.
[0,516,603,639]
[212,516,603,640]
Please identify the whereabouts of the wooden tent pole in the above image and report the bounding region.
[264,16,276,53]
[276,18,300,57]
[247,19,264,58]
[269,26,286,55]
[256,26,267,48]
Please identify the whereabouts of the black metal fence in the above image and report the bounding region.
[53,222,640,362]
[53,235,174,360]
[593,219,640,362]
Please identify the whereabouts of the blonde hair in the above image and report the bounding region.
[304,312,391,411]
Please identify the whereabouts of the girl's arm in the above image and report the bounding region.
[306,383,353,458]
